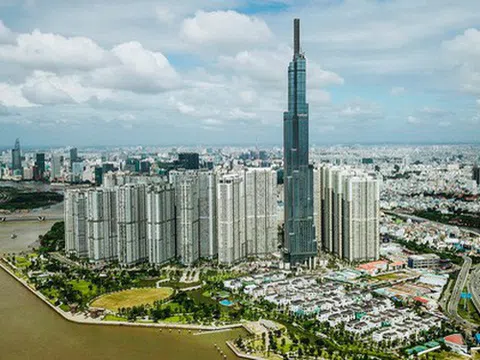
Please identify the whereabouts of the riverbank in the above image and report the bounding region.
[0,259,245,332]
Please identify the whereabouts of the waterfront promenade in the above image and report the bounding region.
[0,259,244,332]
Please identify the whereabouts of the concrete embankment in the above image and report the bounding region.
[0,260,243,332]
[226,341,265,360]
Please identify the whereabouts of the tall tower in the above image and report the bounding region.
[283,19,316,265]
[11,138,22,174]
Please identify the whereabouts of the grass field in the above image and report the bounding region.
[91,287,174,311]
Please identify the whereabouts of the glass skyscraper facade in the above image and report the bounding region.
[283,19,316,265]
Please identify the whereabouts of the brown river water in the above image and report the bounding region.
[0,216,244,360]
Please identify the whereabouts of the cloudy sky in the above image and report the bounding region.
[1,0,480,147]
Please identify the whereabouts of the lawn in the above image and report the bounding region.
[91,287,174,311]
[373,272,409,282]
[457,297,480,325]
[421,351,471,359]
[103,314,127,322]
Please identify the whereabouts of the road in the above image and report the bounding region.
[468,266,480,317]
[446,256,477,329]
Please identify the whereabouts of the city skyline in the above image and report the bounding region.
[1,1,480,146]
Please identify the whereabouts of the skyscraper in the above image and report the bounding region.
[178,153,200,170]
[35,153,45,180]
[116,184,148,265]
[51,154,63,180]
[217,174,246,265]
[65,190,88,258]
[147,184,176,265]
[342,176,380,262]
[198,170,218,259]
[11,138,22,175]
[318,166,380,263]
[283,19,316,265]
[170,171,200,265]
[243,168,277,257]
[70,148,78,170]
[86,188,118,262]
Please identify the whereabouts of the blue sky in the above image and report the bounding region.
[0,0,480,147]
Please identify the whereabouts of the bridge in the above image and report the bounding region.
[0,215,62,222]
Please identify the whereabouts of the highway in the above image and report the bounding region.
[468,266,480,317]
[446,256,477,330]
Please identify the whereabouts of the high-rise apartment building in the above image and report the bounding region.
[86,188,118,262]
[116,184,147,265]
[342,176,380,262]
[198,171,217,259]
[283,19,316,265]
[217,174,246,265]
[317,166,380,262]
[147,184,176,265]
[170,171,200,265]
[243,168,277,257]
[65,190,88,258]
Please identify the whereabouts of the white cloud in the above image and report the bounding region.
[443,28,480,63]
[0,82,34,107]
[0,29,112,70]
[218,47,343,88]
[88,41,180,93]
[407,115,419,124]
[180,10,272,48]
[390,87,405,96]
[22,80,74,105]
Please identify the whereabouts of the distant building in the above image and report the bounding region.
[35,153,45,180]
[11,138,22,176]
[178,152,200,170]
[473,165,480,186]
[71,161,84,183]
[140,160,151,174]
[94,167,103,186]
[116,184,148,265]
[51,154,63,180]
[147,183,176,265]
[217,174,246,265]
[407,254,440,269]
[70,148,78,170]
[65,190,88,258]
